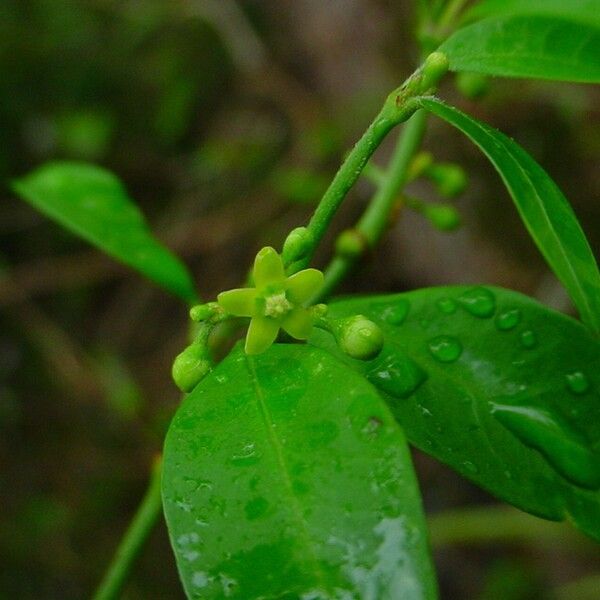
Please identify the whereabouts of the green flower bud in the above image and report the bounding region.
[424,203,461,231]
[420,52,450,93]
[427,163,468,198]
[337,315,384,361]
[282,227,314,264]
[189,302,219,322]
[407,151,434,181]
[172,342,213,393]
[456,72,489,100]
[335,229,367,259]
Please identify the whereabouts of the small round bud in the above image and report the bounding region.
[282,227,314,264]
[335,229,367,259]
[456,72,489,100]
[311,303,329,318]
[420,52,450,92]
[172,342,213,392]
[428,163,468,198]
[337,315,384,361]
[424,204,461,231]
[407,151,434,181]
[190,303,216,322]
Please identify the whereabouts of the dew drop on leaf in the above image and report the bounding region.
[462,461,478,474]
[458,287,496,318]
[436,297,457,315]
[520,330,537,349]
[378,299,410,325]
[427,335,462,363]
[490,401,600,490]
[366,351,427,399]
[495,308,522,331]
[566,371,590,395]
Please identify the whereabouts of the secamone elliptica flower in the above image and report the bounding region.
[217,246,324,355]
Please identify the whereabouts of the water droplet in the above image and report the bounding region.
[362,416,384,437]
[192,571,209,588]
[427,335,462,363]
[520,330,537,349]
[462,461,478,474]
[378,299,410,325]
[566,371,590,395]
[458,287,496,318]
[495,308,521,331]
[231,443,260,466]
[491,401,600,490]
[436,297,457,315]
[367,350,427,399]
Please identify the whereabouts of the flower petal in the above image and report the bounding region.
[285,268,324,304]
[281,307,314,340]
[217,288,258,317]
[245,317,280,355]
[254,247,285,290]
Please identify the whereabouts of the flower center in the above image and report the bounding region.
[263,292,293,318]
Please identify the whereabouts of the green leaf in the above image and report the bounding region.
[439,13,600,83]
[12,162,198,303]
[309,286,600,542]
[464,0,600,26]
[419,97,600,334]
[162,344,437,600]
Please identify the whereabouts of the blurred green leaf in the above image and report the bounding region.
[163,344,437,599]
[310,285,600,542]
[420,98,600,334]
[13,162,198,303]
[440,14,600,82]
[464,0,600,25]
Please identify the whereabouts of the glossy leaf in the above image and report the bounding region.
[439,13,600,83]
[12,162,198,303]
[309,286,600,541]
[464,0,600,26]
[420,97,600,334]
[162,344,437,599]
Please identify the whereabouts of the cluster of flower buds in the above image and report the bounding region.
[172,244,385,392]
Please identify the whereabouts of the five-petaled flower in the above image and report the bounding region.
[217,247,324,355]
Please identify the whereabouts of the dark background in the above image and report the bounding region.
[1,1,599,598]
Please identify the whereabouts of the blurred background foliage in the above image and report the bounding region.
[1,1,599,598]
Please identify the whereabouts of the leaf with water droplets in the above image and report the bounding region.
[163,344,437,599]
[12,162,198,303]
[419,98,600,335]
[309,286,600,542]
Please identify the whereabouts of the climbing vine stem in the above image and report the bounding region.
[93,457,163,600]
[315,108,429,302]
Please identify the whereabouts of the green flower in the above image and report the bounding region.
[217,247,324,355]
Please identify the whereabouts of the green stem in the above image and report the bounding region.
[436,0,468,31]
[93,457,163,600]
[316,109,428,301]
[296,110,395,270]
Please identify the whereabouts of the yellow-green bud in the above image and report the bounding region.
[190,302,218,322]
[172,342,213,392]
[428,163,468,198]
[408,151,434,181]
[337,315,384,360]
[282,227,314,264]
[424,204,461,231]
[335,229,367,259]
[420,52,450,93]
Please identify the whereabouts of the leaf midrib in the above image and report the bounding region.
[244,355,329,594]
